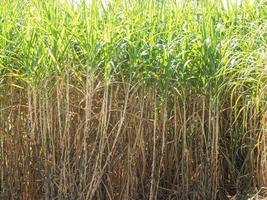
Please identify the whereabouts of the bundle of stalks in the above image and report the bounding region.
[0,0,266,199]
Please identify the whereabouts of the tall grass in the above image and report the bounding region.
[0,0,266,199]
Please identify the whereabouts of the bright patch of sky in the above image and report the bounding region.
[220,0,255,9]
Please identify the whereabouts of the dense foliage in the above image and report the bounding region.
[0,0,266,199]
